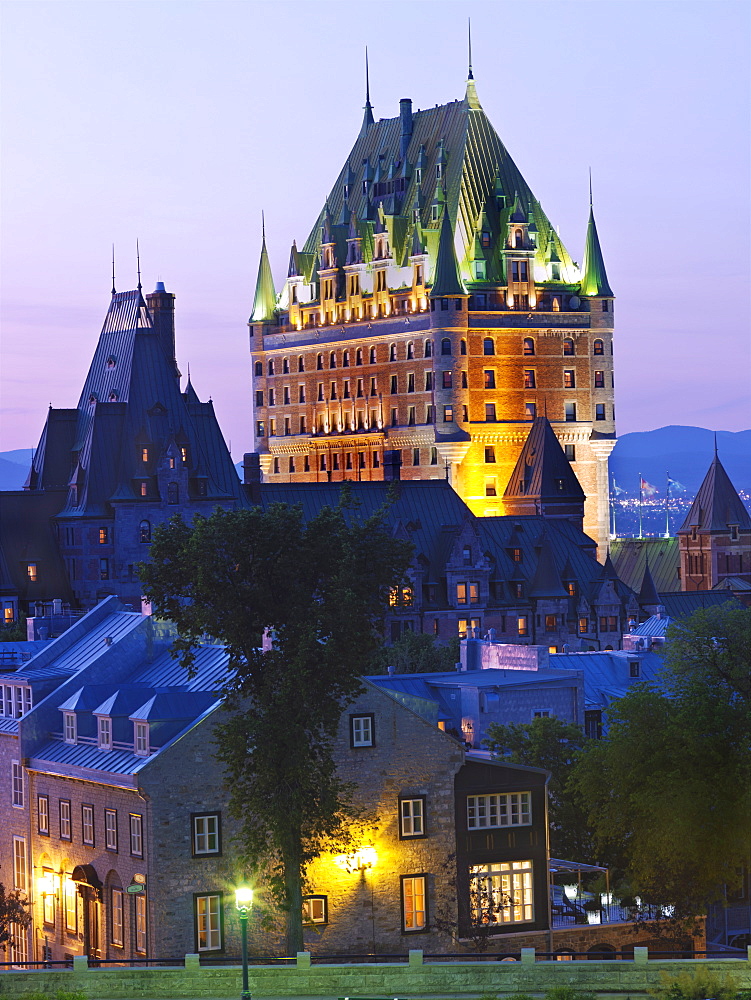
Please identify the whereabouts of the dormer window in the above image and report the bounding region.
[415,167,422,184]
[141,448,149,463]
[107,355,116,368]
[98,716,112,749]
[134,722,149,757]
[435,163,442,180]
[180,446,188,464]
[730,525,739,541]
[514,229,523,248]
[63,712,77,744]
[27,563,37,582]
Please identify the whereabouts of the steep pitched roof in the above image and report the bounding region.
[580,203,613,297]
[638,558,661,607]
[249,229,277,323]
[430,205,467,297]
[678,452,751,533]
[503,416,586,504]
[528,532,568,598]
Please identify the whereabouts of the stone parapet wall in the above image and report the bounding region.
[1,953,748,998]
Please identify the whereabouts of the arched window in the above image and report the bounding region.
[593,339,605,356]
[282,358,289,374]
[461,370,468,388]
[369,346,376,364]
[139,520,151,543]
[317,353,324,370]
[514,229,523,248]
[563,338,574,356]
[523,338,535,356]
[298,356,305,372]
[441,338,451,356]
[267,360,274,376]
[254,361,263,376]
[407,342,414,360]
[424,340,433,358]
[460,339,467,355]
[483,338,495,356]
[552,296,560,312]
[167,483,179,505]
[390,344,397,361]
[356,348,363,365]
[329,352,336,369]
[342,350,349,367]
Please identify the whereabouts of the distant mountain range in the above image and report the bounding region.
[2,427,749,507]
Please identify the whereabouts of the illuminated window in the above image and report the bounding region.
[469,861,534,925]
[594,370,605,388]
[443,406,453,422]
[545,614,557,632]
[517,615,528,636]
[401,875,427,931]
[524,370,536,389]
[467,792,531,829]
[350,714,374,747]
[442,371,452,389]
[302,896,328,924]
[135,894,147,952]
[563,369,575,388]
[563,338,575,356]
[64,879,77,931]
[111,888,124,946]
[400,798,426,838]
[195,893,222,951]
[13,836,27,891]
[27,563,37,582]
[457,583,467,605]
[484,369,495,389]
[593,339,604,356]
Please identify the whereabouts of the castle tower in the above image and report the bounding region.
[677,447,751,591]
[248,62,616,555]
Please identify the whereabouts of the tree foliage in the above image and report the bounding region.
[138,494,412,955]
[0,883,30,948]
[368,630,460,674]
[573,604,751,918]
[484,716,593,861]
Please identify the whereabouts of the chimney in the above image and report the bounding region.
[399,98,413,160]
[243,452,262,503]
[383,449,402,482]
[146,283,178,377]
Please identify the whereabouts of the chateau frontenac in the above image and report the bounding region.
[248,63,616,553]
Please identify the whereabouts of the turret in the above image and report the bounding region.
[249,219,277,329]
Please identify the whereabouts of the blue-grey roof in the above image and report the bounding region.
[549,650,664,709]
[131,643,229,691]
[628,614,674,638]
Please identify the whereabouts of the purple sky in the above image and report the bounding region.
[1,0,749,460]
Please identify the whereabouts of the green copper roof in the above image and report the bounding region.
[250,231,277,323]
[430,205,467,297]
[300,89,578,284]
[580,205,613,297]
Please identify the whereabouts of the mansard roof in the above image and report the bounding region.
[678,452,751,533]
[300,87,576,282]
[27,288,243,516]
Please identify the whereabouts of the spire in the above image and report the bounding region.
[136,239,142,292]
[580,177,613,297]
[465,18,482,110]
[679,448,751,533]
[360,48,374,138]
[430,205,466,297]
[249,216,277,324]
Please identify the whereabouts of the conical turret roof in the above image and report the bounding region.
[430,205,466,297]
[250,227,277,324]
[679,451,751,533]
[580,203,613,297]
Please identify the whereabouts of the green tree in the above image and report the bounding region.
[0,883,30,951]
[484,716,593,861]
[368,630,460,674]
[573,604,751,918]
[139,495,412,955]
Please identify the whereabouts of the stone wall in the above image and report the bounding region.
[0,952,748,999]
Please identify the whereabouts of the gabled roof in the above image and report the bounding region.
[678,452,751,533]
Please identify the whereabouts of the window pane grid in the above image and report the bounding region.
[467,792,531,829]
[402,876,426,930]
[469,861,534,925]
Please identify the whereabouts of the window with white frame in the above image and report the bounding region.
[3,685,12,717]
[134,721,149,756]
[135,893,147,952]
[302,895,328,924]
[13,837,27,891]
[38,794,49,835]
[469,860,534,925]
[63,712,77,744]
[111,888,124,946]
[8,920,28,965]
[401,875,427,932]
[12,760,24,808]
[64,879,78,932]
[82,804,95,845]
[466,791,531,829]
[195,893,222,951]
[399,797,425,838]
[192,813,221,856]
[97,716,112,750]
[42,870,55,925]
[350,713,374,747]
[59,799,72,840]
[129,813,143,856]
[105,808,118,851]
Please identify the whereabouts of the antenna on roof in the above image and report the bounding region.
[136,239,142,291]
[262,210,266,242]
[589,168,593,208]
[714,431,718,457]
[365,46,371,106]
[468,18,473,79]
[111,244,116,296]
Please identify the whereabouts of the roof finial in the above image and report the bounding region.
[262,210,266,242]
[111,244,116,296]
[366,46,371,104]
[360,48,375,136]
[589,168,593,208]
[468,18,473,80]
[136,239,142,291]
[714,431,718,457]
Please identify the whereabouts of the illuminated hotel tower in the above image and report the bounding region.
[248,63,616,554]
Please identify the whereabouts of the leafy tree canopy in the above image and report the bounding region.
[573,604,751,918]
[0,883,30,948]
[484,716,593,862]
[139,494,413,955]
[368,630,460,674]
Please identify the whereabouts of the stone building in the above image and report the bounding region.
[248,63,616,553]
[0,598,553,962]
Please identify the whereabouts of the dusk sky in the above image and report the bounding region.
[1,0,749,460]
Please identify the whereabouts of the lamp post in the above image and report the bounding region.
[235,886,253,1000]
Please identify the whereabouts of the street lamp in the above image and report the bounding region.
[235,886,254,1000]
